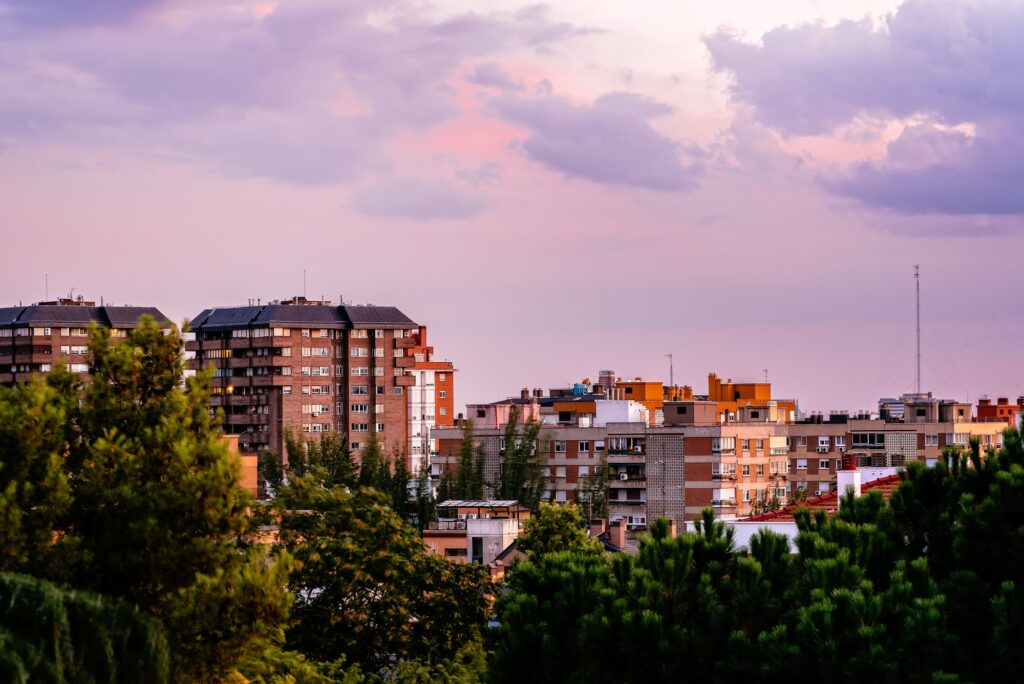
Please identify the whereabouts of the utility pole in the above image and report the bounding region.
[665,354,674,387]
[914,264,921,395]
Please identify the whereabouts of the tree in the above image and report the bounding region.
[412,463,436,532]
[496,408,546,510]
[453,421,486,500]
[0,371,75,573]
[43,318,291,681]
[517,502,602,558]
[575,450,609,522]
[274,468,492,675]
[0,572,169,684]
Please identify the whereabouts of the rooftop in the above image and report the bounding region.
[189,302,416,331]
[0,304,169,329]
[743,474,902,522]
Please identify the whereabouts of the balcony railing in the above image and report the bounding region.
[427,520,466,531]
[711,499,737,508]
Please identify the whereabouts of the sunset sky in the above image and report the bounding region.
[2,0,1021,412]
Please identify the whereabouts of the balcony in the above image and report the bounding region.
[610,499,646,506]
[610,478,647,489]
[394,356,415,368]
[395,375,416,387]
[711,473,737,481]
[394,338,415,349]
[711,499,737,508]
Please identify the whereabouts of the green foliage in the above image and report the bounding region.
[574,450,608,521]
[0,572,169,684]
[0,371,75,572]
[517,502,602,558]
[496,408,546,510]
[493,425,1024,683]
[453,421,485,500]
[273,463,492,676]
[412,463,436,532]
[0,318,291,682]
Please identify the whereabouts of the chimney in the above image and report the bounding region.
[609,520,626,549]
[521,388,530,399]
[667,520,677,538]
[589,518,607,538]
[836,469,862,505]
[533,388,543,398]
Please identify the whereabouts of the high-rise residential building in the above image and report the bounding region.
[0,297,169,385]
[186,297,421,464]
[405,326,456,473]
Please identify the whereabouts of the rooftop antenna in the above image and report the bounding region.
[665,353,674,387]
[915,264,921,395]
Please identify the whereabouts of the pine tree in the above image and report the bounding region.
[496,408,546,510]
[46,317,291,681]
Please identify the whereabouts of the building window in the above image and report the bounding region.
[376,422,385,432]
[394,387,403,395]
[756,439,764,451]
[819,459,830,470]
[439,390,447,398]
[439,407,447,416]
[554,441,566,453]
[742,464,750,476]
[438,373,446,382]
[925,434,939,447]
[282,386,292,395]
[796,459,808,470]
[578,441,590,452]
[352,404,368,413]
[796,436,807,447]
[756,464,764,477]
[352,423,368,432]
[352,386,368,395]
[742,490,751,503]
[375,385,385,395]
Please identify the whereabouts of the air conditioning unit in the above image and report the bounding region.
[817,446,829,453]
[634,445,643,454]
[839,447,846,453]
[619,472,629,481]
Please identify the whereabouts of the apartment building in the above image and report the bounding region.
[0,297,169,385]
[187,297,421,463]
[785,395,1011,497]
[405,326,456,473]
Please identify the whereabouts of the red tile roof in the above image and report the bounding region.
[743,474,902,522]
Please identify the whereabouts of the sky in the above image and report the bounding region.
[1,0,1022,413]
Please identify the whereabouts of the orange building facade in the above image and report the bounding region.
[406,325,456,473]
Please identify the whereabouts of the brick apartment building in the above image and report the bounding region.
[187,297,453,469]
[0,297,168,385]
[433,383,1015,531]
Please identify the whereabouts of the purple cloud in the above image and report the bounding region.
[0,2,586,186]
[465,62,524,91]
[486,91,701,191]
[0,0,175,27]
[706,0,1024,217]
[351,175,486,221]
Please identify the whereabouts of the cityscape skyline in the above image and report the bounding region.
[3,0,1022,413]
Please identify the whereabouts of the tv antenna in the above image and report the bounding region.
[914,264,921,394]
[665,353,674,387]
